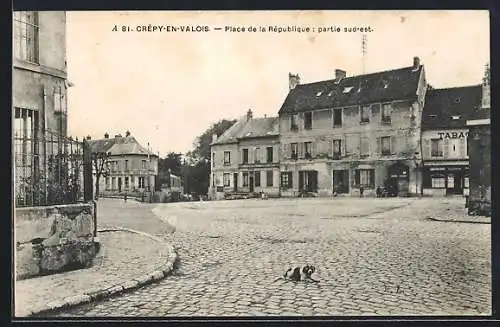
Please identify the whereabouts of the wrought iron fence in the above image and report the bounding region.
[14,128,91,207]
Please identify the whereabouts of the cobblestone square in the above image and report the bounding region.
[50,197,490,317]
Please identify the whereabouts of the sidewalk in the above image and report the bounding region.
[15,227,177,317]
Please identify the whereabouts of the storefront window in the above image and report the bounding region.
[464,177,469,188]
[431,175,445,188]
[447,175,455,188]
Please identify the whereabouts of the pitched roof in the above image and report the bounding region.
[88,136,157,156]
[212,117,279,145]
[279,65,423,115]
[422,85,485,129]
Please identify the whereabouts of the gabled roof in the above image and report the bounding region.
[212,117,279,146]
[279,65,423,115]
[422,85,485,129]
[88,136,157,157]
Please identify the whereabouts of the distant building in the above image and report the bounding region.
[420,85,483,197]
[88,132,158,196]
[209,109,280,199]
[466,65,491,216]
[277,57,427,197]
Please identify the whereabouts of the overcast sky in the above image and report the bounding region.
[66,10,490,156]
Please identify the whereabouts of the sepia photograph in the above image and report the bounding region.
[12,10,491,318]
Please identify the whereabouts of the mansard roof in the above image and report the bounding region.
[211,117,279,146]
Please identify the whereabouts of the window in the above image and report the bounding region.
[332,139,342,159]
[381,104,392,123]
[223,173,231,187]
[431,139,443,157]
[355,169,375,188]
[304,112,313,130]
[254,147,260,163]
[125,176,129,189]
[14,107,39,168]
[333,109,342,127]
[105,177,110,190]
[266,146,273,163]
[138,177,143,188]
[266,170,273,187]
[142,160,146,170]
[290,143,298,159]
[255,171,261,187]
[290,114,298,131]
[381,136,391,155]
[431,175,445,188]
[125,160,129,171]
[464,177,469,188]
[212,152,215,167]
[242,149,249,163]
[112,177,116,189]
[280,172,293,188]
[343,86,354,93]
[361,106,370,123]
[304,142,312,159]
[242,172,249,186]
[360,138,370,157]
[224,151,231,165]
[13,11,39,63]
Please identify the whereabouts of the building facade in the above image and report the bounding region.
[278,57,427,197]
[420,86,482,197]
[88,132,158,197]
[209,110,281,199]
[13,11,73,205]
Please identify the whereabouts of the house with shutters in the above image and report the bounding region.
[420,85,483,197]
[277,57,427,197]
[209,109,280,200]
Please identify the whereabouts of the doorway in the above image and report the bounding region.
[299,170,318,193]
[249,175,254,193]
[233,173,238,192]
[332,170,349,194]
[446,171,464,195]
[118,177,122,193]
[387,163,409,197]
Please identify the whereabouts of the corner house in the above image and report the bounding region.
[421,85,482,196]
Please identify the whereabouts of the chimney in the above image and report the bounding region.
[246,109,253,121]
[335,69,346,80]
[125,130,131,137]
[413,56,421,70]
[289,73,301,90]
[104,133,109,139]
[212,134,218,143]
[86,135,91,140]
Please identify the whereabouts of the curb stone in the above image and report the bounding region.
[425,216,491,224]
[26,226,177,317]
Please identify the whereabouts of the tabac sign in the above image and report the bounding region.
[437,131,469,139]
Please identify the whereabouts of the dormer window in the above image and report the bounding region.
[316,91,323,96]
[328,90,335,96]
[451,115,461,120]
[455,97,461,103]
[428,114,437,119]
[343,86,354,94]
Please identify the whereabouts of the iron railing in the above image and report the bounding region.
[14,129,91,207]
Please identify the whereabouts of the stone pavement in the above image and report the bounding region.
[48,197,491,317]
[15,227,176,317]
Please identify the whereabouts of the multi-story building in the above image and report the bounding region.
[88,132,158,196]
[12,11,73,204]
[466,64,491,215]
[209,109,280,199]
[420,85,483,196]
[278,57,427,197]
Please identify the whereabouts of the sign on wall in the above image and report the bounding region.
[437,131,469,139]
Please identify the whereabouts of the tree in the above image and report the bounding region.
[159,152,183,176]
[190,119,237,161]
[92,151,111,200]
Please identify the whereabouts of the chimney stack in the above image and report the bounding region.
[289,73,301,90]
[481,63,490,109]
[212,134,218,143]
[115,134,122,138]
[86,135,91,140]
[413,56,421,70]
[335,69,346,80]
[246,109,253,121]
[104,132,109,139]
[125,130,131,137]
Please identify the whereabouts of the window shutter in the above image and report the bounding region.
[311,142,317,157]
[298,143,304,158]
[376,137,381,156]
[355,170,360,185]
[288,172,293,188]
[391,136,397,155]
[341,137,346,157]
[443,139,449,158]
[369,170,375,188]
[283,144,289,159]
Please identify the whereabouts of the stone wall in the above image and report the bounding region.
[467,124,491,216]
[15,202,98,280]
